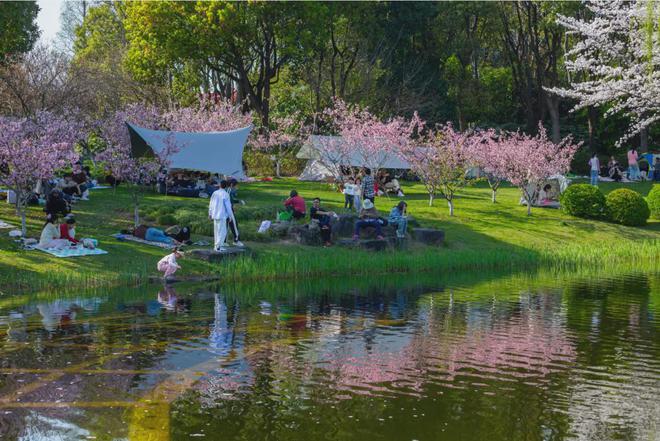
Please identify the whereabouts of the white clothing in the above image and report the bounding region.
[39,223,60,247]
[589,157,600,172]
[209,189,234,220]
[214,219,228,250]
[344,183,357,196]
[158,253,180,268]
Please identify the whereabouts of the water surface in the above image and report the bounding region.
[0,271,658,440]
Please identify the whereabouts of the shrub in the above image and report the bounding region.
[605,188,650,226]
[157,206,176,216]
[647,184,660,219]
[157,214,177,226]
[560,184,606,219]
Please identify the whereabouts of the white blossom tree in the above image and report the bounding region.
[547,0,660,146]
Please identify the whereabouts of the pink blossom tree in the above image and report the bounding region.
[469,128,509,203]
[322,98,416,180]
[97,103,175,227]
[401,123,472,215]
[546,0,660,146]
[498,124,580,216]
[250,115,301,178]
[0,111,83,235]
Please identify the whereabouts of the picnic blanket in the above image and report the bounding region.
[89,185,111,190]
[112,233,176,249]
[31,245,108,258]
[0,220,14,229]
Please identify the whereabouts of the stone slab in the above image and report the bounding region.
[188,247,251,263]
[411,228,445,245]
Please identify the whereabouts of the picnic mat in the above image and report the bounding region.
[89,185,111,190]
[32,245,108,258]
[112,233,175,249]
[0,220,15,229]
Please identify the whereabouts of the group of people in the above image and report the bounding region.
[282,182,409,247]
[159,170,229,198]
[589,150,660,184]
[38,214,86,249]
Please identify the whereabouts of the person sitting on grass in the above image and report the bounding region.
[39,214,71,249]
[388,201,408,239]
[284,190,306,220]
[157,248,183,281]
[538,184,560,208]
[608,157,623,182]
[353,199,384,241]
[45,189,70,218]
[59,217,79,244]
[310,197,337,247]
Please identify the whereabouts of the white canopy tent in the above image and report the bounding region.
[127,123,252,178]
[297,135,410,181]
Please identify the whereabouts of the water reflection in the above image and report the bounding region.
[0,271,657,440]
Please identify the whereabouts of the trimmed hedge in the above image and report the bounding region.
[560,184,606,219]
[605,188,650,226]
[648,184,660,219]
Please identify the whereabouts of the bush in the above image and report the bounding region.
[157,214,177,226]
[647,184,660,219]
[560,184,606,219]
[605,188,650,226]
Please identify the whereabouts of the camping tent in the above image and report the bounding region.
[126,123,252,177]
[297,135,411,181]
[520,175,570,206]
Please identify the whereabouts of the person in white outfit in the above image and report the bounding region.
[208,180,235,251]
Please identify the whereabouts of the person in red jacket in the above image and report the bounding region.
[59,217,79,244]
[283,190,306,219]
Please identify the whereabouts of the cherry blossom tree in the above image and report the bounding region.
[402,123,472,215]
[499,124,580,216]
[546,0,660,146]
[163,95,252,132]
[322,98,415,179]
[0,111,83,235]
[250,115,301,178]
[97,103,175,227]
[469,128,508,203]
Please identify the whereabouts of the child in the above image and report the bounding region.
[157,248,183,280]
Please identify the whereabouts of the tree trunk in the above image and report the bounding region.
[587,106,598,150]
[640,127,649,152]
[133,193,140,227]
[448,199,454,216]
[491,189,497,203]
[546,94,561,144]
[429,193,434,206]
[275,159,281,178]
[19,205,26,238]
[527,202,532,216]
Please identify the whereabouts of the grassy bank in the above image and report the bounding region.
[1,178,658,293]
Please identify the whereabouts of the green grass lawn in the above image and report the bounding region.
[1,178,658,294]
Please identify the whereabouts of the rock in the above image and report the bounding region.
[332,214,358,238]
[148,275,221,284]
[411,228,445,245]
[270,221,291,237]
[288,223,322,246]
[188,247,251,263]
[336,238,390,251]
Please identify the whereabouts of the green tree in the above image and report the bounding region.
[0,2,40,58]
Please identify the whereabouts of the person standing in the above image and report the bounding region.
[361,168,375,204]
[227,179,244,247]
[343,178,356,210]
[588,153,600,186]
[209,180,235,251]
[627,148,640,181]
[354,177,363,213]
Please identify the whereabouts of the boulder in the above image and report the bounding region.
[288,223,322,246]
[188,247,251,263]
[332,214,358,238]
[270,221,291,237]
[411,228,445,245]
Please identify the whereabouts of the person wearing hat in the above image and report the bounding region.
[353,198,384,240]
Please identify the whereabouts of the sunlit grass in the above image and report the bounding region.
[0,178,657,294]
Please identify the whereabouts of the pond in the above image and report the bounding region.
[0,270,658,440]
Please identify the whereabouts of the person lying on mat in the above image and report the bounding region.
[59,217,79,244]
[124,224,178,245]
